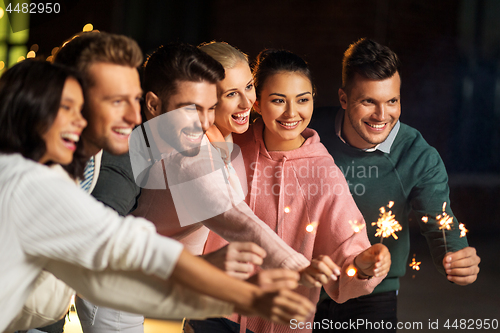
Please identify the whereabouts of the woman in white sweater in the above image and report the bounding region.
[0,60,315,332]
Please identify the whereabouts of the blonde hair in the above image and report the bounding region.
[199,41,248,70]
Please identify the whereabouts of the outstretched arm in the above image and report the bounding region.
[171,249,315,324]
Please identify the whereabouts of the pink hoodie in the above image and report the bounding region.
[204,119,384,333]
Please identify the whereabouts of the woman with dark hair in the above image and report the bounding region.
[200,50,392,333]
[0,60,315,333]
[0,59,86,173]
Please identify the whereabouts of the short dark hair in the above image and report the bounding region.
[143,43,225,109]
[53,32,143,89]
[342,38,400,92]
[0,60,84,177]
[253,49,315,100]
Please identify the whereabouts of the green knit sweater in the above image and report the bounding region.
[314,108,468,294]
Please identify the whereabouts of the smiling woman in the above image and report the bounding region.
[0,60,86,176]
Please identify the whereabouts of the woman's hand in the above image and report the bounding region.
[299,255,341,288]
[354,243,391,279]
[201,242,266,280]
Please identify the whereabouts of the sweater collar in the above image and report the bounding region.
[335,109,400,153]
[252,118,330,161]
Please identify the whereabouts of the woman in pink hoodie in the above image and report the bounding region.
[200,50,392,333]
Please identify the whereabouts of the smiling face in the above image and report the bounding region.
[214,62,256,137]
[339,72,401,149]
[159,80,218,156]
[255,72,314,151]
[82,62,143,157]
[40,78,86,165]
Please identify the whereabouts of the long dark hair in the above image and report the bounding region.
[0,60,86,178]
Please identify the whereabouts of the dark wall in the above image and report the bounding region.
[27,0,500,173]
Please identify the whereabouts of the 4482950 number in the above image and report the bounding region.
[5,2,61,14]
[444,319,498,330]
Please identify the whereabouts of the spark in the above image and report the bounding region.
[409,255,421,271]
[346,267,357,277]
[421,216,428,223]
[284,206,291,214]
[459,223,468,238]
[306,221,318,233]
[372,202,402,242]
[438,214,453,231]
[349,220,365,233]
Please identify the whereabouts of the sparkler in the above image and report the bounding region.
[344,220,366,251]
[372,201,402,243]
[436,202,454,253]
[422,202,461,254]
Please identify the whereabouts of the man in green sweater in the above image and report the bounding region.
[312,38,480,332]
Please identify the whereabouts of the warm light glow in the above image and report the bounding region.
[388,201,394,208]
[0,61,4,71]
[459,223,468,238]
[17,56,25,62]
[349,220,365,233]
[409,255,421,271]
[51,47,59,55]
[421,216,428,223]
[372,202,402,241]
[347,267,357,277]
[284,206,291,214]
[305,221,318,233]
[30,44,39,52]
[46,56,53,62]
[438,214,453,231]
[0,8,4,19]
[83,23,94,32]
[27,51,36,58]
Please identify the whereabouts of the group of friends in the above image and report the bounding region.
[0,31,480,333]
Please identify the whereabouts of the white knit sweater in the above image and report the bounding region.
[0,153,184,332]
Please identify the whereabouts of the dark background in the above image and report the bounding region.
[25,0,500,330]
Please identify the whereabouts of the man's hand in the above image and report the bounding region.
[201,242,266,280]
[299,255,341,288]
[354,243,391,278]
[443,247,480,285]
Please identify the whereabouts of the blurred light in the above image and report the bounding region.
[27,51,36,58]
[284,206,290,214]
[347,268,357,277]
[51,47,59,55]
[0,8,4,19]
[305,224,314,232]
[30,44,39,52]
[0,61,4,71]
[46,56,53,62]
[83,23,93,32]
